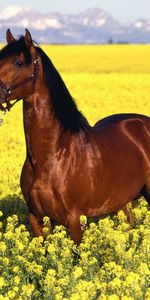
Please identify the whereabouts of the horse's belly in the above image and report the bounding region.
[86,160,145,216]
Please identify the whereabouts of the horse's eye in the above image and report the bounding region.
[15,60,24,68]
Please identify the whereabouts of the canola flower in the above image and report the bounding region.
[0,200,150,299]
[0,45,150,299]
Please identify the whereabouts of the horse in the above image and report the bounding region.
[0,29,150,243]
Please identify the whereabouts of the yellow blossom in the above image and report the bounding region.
[7,291,16,299]
[0,277,5,289]
[3,258,9,265]
[13,266,20,273]
[108,296,120,300]
[21,284,35,297]
[73,267,83,279]
[0,242,6,253]
[14,276,20,285]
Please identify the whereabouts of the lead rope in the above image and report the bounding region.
[0,98,20,126]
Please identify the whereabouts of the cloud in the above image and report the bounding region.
[1,5,30,20]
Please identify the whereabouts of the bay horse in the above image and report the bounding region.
[0,29,150,243]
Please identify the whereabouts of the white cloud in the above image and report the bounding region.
[31,19,62,30]
[134,21,143,29]
[21,19,30,27]
[0,5,30,20]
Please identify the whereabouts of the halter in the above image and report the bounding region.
[0,51,39,112]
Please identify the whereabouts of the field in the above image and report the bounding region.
[0,44,150,299]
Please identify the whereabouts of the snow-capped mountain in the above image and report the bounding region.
[0,7,150,44]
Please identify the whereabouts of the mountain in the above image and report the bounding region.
[0,7,150,44]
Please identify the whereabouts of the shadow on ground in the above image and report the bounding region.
[0,194,29,225]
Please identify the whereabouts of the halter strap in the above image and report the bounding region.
[0,51,39,111]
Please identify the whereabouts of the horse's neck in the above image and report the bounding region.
[23,89,63,163]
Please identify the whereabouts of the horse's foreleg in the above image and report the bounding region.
[28,213,43,237]
[68,212,83,244]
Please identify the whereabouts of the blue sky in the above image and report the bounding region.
[0,0,150,23]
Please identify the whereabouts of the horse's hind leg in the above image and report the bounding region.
[141,184,150,206]
[138,167,150,206]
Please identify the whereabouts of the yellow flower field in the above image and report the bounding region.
[0,44,150,299]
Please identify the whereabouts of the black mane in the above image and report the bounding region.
[36,46,88,132]
[0,36,88,132]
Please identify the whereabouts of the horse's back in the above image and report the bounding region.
[92,113,150,160]
[94,113,150,129]
[92,113,150,153]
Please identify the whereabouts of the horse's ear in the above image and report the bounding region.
[6,29,15,44]
[25,29,33,48]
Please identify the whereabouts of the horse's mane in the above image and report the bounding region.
[36,46,88,132]
[0,36,89,132]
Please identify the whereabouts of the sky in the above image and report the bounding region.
[0,0,150,23]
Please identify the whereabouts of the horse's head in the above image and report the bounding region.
[0,29,39,110]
